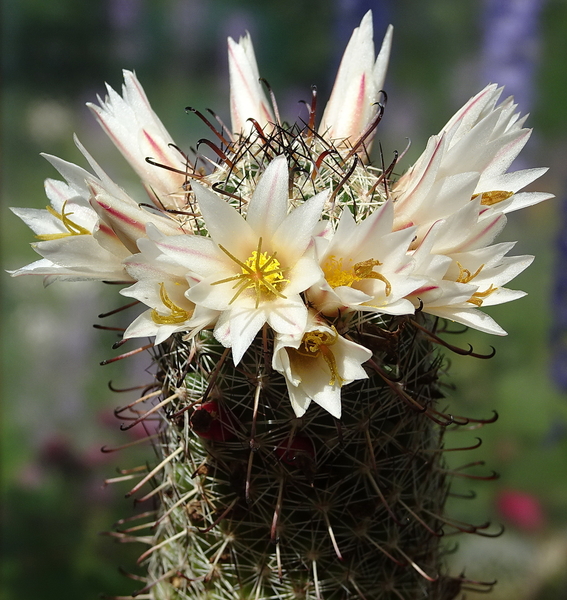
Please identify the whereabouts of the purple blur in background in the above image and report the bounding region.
[481,0,546,114]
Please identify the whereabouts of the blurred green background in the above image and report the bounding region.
[2,0,567,598]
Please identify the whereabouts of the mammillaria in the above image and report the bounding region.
[11,11,551,600]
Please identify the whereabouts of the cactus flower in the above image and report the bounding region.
[273,311,372,418]
[228,33,275,136]
[319,11,393,148]
[88,70,188,209]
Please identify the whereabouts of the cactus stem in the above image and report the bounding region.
[154,490,199,528]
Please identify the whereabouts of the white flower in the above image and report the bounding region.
[228,34,275,136]
[273,311,371,419]
[308,200,425,317]
[10,145,131,283]
[392,84,553,243]
[407,216,533,335]
[319,11,393,148]
[88,70,188,209]
[120,230,218,345]
[10,136,186,285]
[144,155,328,364]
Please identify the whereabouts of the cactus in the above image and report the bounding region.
[142,320,456,600]
[10,11,551,600]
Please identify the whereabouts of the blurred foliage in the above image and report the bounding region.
[2,0,567,599]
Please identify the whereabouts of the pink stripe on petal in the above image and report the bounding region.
[143,130,171,163]
[97,201,145,230]
[457,215,505,252]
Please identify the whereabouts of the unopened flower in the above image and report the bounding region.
[272,311,372,418]
[88,70,188,209]
[228,34,275,136]
[319,11,393,149]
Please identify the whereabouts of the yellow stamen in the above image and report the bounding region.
[467,284,497,307]
[294,327,344,387]
[323,255,391,296]
[36,201,91,241]
[471,191,514,207]
[456,261,484,284]
[212,238,288,308]
[151,283,192,325]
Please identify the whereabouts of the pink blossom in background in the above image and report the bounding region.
[496,488,546,532]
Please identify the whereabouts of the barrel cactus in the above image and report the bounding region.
[10,11,551,600]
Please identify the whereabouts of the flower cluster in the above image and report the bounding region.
[11,11,551,419]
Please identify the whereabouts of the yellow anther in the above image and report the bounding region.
[151,283,192,325]
[353,259,391,296]
[212,238,288,308]
[471,191,514,207]
[456,261,484,284]
[36,201,91,241]
[323,255,391,296]
[467,284,497,307]
[295,327,344,387]
[323,256,356,288]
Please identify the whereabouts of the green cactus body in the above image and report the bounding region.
[147,328,445,599]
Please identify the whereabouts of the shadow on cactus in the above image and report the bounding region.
[10,10,552,600]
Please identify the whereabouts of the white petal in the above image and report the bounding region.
[273,190,329,264]
[228,34,274,135]
[266,297,308,338]
[154,233,227,275]
[425,306,507,336]
[499,191,554,214]
[286,383,312,418]
[31,236,129,280]
[245,155,289,239]
[216,306,267,364]
[191,181,256,254]
[310,386,342,419]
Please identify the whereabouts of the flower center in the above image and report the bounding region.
[323,255,391,295]
[213,238,288,308]
[471,190,514,206]
[151,283,192,324]
[294,327,344,387]
[36,201,91,241]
